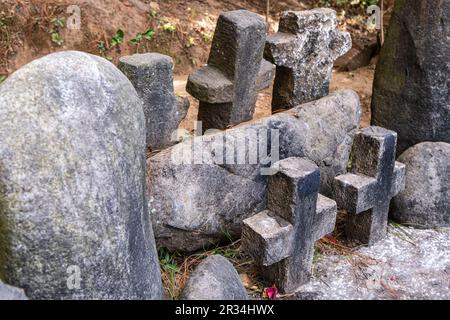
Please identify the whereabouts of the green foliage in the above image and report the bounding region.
[51,32,63,46]
[130,28,155,45]
[162,22,176,33]
[149,10,158,18]
[185,36,195,48]
[110,29,125,47]
[159,248,181,299]
[159,248,181,275]
[97,40,106,53]
[51,16,65,28]
[201,32,213,44]
[49,16,65,46]
[0,75,6,84]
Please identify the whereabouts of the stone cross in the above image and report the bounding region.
[334,126,406,245]
[265,9,352,111]
[242,157,337,293]
[119,53,190,150]
[186,10,268,133]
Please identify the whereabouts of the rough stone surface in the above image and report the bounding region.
[371,0,450,154]
[0,281,28,300]
[334,127,406,245]
[391,142,450,228]
[242,210,294,267]
[243,158,337,293]
[265,9,351,110]
[187,10,267,132]
[119,53,189,150]
[148,90,361,251]
[0,51,162,299]
[298,226,450,300]
[256,59,276,91]
[180,255,248,300]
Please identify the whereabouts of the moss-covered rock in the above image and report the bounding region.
[371,0,450,154]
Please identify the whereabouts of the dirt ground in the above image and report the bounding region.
[0,0,389,75]
[1,0,384,129]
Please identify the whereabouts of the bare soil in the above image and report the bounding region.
[1,0,388,129]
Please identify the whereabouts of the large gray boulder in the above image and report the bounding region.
[371,0,450,154]
[0,51,162,299]
[180,255,248,300]
[148,90,361,251]
[391,142,450,228]
[0,281,28,300]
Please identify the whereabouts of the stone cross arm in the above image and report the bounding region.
[315,194,338,240]
[242,193,337,267]
[186,65,234,104]
[242,210,294,267]
[334,162,406,215]
[187,61,275,104]
[265,32,299,67]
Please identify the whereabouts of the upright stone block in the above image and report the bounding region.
[187,10,267,132]
[242,158,337,293]
[265,9,351,110]
[371,0,450,154]
[119,53,190,150]
[334,126,406,245]
[0,51,163,299]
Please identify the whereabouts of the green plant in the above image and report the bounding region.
[0,75,6,84]
[185,36,195,48]
[51,32,63,46]
[110,29,124,47]
[97,40,106,53]
[159,248,182,299]
[201,32,213,43]
[162,22,176,33]
[49,16,65,46]
[129,28,155,44]
[51,16,65,28]
[149,10,158,18]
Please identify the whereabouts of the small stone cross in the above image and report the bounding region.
[265,9,351,111]
[334,126,406,245]
[242,157,337,293]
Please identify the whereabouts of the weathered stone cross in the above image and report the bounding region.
[334,126,406,245]
[265,9,352,111]
[242,157,337,293]
[186,10,270,133]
